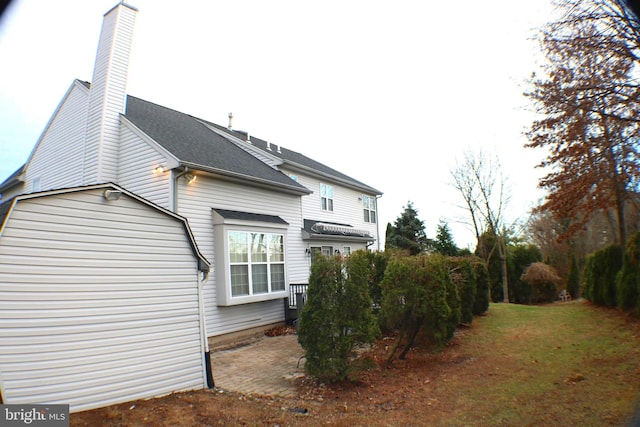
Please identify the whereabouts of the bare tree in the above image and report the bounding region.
[451,149,511,302]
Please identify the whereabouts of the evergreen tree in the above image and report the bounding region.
[385,201,428,255]
[432,219,459,256]
[567,254,581,300]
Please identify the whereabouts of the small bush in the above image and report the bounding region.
[617,232,640,313]
[520,262,561,304]
[297,251,379,381]
[380,253,456,363]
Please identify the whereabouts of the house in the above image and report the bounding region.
[0,183,212,412]
[0,2,382,344]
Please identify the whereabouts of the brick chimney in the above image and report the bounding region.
[83,2,138,184]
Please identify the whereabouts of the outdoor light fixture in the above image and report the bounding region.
[103,189,122,201]
[154,166,167,174]
[185,173,197,184]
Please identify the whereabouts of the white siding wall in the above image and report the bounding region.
[286,168,380,247]
[117,123,172,209]
[176,176,305,336]
[0,189,205,412]
[25,82,89,193]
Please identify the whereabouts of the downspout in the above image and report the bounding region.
[171,167,190,212]
[197,268,214,388]
[376,195,382,251]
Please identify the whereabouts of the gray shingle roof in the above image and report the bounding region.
[125,96,381,196]
[213,208,288,225]
[208,124,382,195]
[0,165,25,194]
[124,96,310,194]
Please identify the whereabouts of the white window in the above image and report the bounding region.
[343,246,352,256]
[321,183,334,211]
[229,231,286,297]
[310,246,333,263]
[363,195,376,223]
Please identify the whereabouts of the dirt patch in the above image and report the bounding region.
[264,324,296,337]
[71,302,640,426]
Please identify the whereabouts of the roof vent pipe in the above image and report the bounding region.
[228,112,233,129]
[266,141,272,151]
[246,134,251,144]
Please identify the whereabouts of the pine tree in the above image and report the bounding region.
[432,219,459,256]
[385,202,428,255]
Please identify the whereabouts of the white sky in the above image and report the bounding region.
[0,0,558,249]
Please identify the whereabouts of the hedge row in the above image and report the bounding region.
[584,231,640,314]
[297,251,490,380]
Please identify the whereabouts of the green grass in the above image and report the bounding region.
[452,302,640,426]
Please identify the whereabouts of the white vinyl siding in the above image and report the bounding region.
[0,188,206,413]
[284,169,379,243]
[175,175,304,336]
[83,4,136,184]
[25,81,89,192]
[117,123,172,209]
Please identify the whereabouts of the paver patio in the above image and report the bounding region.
[210,334,306,398]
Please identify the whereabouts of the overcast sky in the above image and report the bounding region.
[0,0,559,249]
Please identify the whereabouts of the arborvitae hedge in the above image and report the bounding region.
[380,254,457,363]
[472,258,490,315]
[617,232,640,313]
[448,257,476,324]
[297,251,379,381]
[566,254,581,300]
[584,244,624,307]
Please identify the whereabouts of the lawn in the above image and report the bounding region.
[72,301,640,426]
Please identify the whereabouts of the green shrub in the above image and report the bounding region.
[566,254,581,300]
[617,232,640,312]
[297,251,379,381]
[508,244,543,304]
[364,250,388,312]
[448,257,476,324]
[520,262,561,304]
[584,245,624,307]
[601,245,624,307]
[380,253,456,364]
[472,258,490,315]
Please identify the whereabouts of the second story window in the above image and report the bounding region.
[363,195,376,223]
[320,183,334,211]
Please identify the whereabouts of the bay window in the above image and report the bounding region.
[229,231,286,297]
[213,208,288,306]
